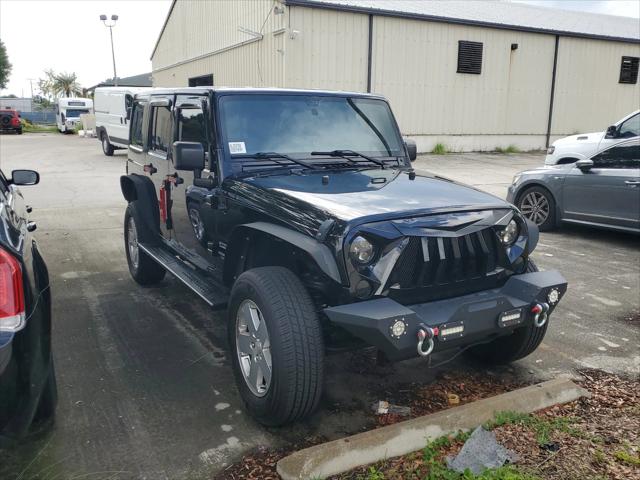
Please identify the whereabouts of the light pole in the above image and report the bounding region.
[100,14,119,86]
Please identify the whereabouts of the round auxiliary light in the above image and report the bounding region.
[350,235,375,264]
[390,319,406,338]
[500,219,519,246]
[548,288,560,305]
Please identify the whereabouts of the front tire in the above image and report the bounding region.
[517,186,556,232]
[124,203,165,285]
[228,267,324,426]
[101,132,114,156]
[467,260,548,364]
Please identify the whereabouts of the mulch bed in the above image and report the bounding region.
[213,369,639,479]
[493,369,640,480]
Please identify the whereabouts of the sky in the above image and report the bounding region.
[0,0,639,97]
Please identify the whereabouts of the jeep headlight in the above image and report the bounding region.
[349,235,375,264]
[499,219,519,246]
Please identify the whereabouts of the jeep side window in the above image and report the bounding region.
[178,107,207,149]
[149,105,172,154]
[130,102,144,147]
[592,144,640,169]
[619,113,639,138]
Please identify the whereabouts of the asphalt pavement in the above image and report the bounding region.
[0,134,638,479]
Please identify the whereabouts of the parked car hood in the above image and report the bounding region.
[553,131,603,149]
[226,168,510,236]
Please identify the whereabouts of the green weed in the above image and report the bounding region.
[431,143,448,154]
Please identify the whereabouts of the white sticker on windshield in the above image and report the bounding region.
[228,142,247,154]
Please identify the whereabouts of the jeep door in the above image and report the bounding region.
[168,94,215,254]
[562,140,640,230]
[126,95,174,236]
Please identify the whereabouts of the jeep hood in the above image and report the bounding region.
[232,169,509,230]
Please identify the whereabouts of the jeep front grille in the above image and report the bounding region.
[387,229,506,303]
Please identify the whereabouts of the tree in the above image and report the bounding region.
[38,69,82,98]
[0,39,11,90]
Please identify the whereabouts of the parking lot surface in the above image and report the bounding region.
[0,134,638,479]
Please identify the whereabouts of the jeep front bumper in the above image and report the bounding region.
[324,270,567,361]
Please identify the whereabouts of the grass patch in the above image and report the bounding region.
[494,145,520,154]
[22,123,58,133]
[484,411,582,446]
[614,449,640,466]
[431,143,448,154]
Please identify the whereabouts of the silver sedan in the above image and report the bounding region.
[507,138,640,233]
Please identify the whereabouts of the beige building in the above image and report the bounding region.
[151,0,640,152]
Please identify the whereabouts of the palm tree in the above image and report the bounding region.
[38,70,83,98]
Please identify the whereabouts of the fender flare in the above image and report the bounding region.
[120,174,161,237]
[525,218,539,253]
[225,222,342,284]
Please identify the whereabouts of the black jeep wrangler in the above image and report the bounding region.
[120,88,567,426]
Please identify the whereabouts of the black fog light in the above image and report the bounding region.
[498,308,523,328]
[355,280,372,299]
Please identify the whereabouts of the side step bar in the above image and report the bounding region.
[139,242,229,310]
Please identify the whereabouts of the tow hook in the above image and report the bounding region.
[531,302,550,327]
[417,323,438,357]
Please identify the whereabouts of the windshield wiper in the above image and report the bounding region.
[310,149,386,169]
[238,152,319,170]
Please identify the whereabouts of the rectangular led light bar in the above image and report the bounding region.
[499,308,523,328]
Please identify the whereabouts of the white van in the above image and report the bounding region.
[55,97,93,133]
[94,87,152,156]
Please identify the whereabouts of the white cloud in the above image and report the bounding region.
[0,0,172,96]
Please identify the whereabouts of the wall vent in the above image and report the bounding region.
[457,41,483,75]
[619,56,639,84]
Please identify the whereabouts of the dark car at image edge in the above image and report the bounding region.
[0,169,56,448]
[120,87,568,426]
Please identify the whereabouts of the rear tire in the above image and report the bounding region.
[228,267,324,426]
[467,260,548,364]
[517,186,556,232]
[101,132,114,156]
[124,203,165,285]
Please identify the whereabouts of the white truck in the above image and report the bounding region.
[55,97,93,133]
[94,87,152,156]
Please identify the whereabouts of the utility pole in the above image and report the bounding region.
[100,14,119,86]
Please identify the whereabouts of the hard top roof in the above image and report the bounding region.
[135,86,387,99]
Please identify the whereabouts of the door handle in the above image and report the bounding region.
[624,180,640,185]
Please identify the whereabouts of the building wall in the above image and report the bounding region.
[152,0,285,88]
[551,36,640,138]
[285,7,369,91]
[151,1,640,152]
[368,15,556,152]
[0,97,32,112]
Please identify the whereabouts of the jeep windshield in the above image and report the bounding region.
[219,94,405,171]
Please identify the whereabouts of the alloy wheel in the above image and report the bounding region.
[236,300,272,397]
[189,208,205,241]
[127,216,139,269]
[520,191,549,226]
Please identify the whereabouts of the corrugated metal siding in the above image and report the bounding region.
[285,6,368,91]
[551,37,640,136]
[152,0,285,87]
[370,16,555,137]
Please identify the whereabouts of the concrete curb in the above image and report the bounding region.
[277,378,589,479]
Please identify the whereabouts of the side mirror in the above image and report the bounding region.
[11,169,40,186]
[605,125,617,138]
[172,141,205,171]
[126,107,132,120]
[576,159,594,171]
[404,138,417,162]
